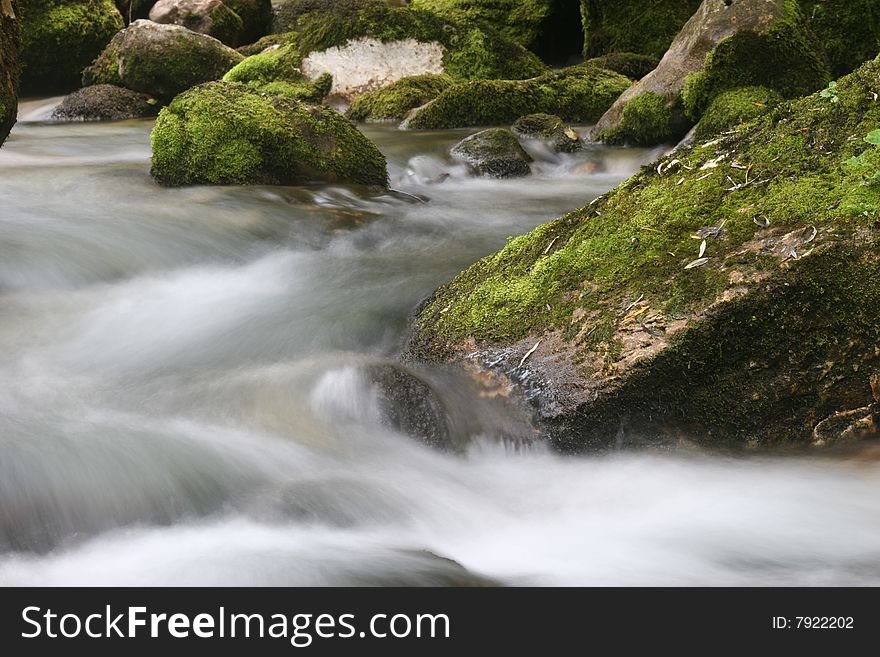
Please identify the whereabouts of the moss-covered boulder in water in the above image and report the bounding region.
[511,113,581,153]
[231,5,547,101]
[404,65,630,130]
[1,0,20,147]
[408,54,880,450]
[594,0,829,146]
[450,128,532,178]
[580,0,702,59]
[51,84,158,121]
[346,73,453,121]
[693,85,782,139]
[799,0,880,77]
[599,91,689,146]
[19,0,123,94]
[83,20,244,103]
[150,81,388,186]
[149,0,244,47]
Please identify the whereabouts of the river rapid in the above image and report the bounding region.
[1,99,879,586]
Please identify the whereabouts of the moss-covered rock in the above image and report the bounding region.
[585,52,659,80]
[224,0,271,45]
[346,73,453,121]
[83,19,244,103]
[404,65,630,130]
[234,5,547,99]
[680,3,830,121]
[511,113,581,153]
[595,0,829,146]
[580,0,702,59]
[799,0,880,77]
[19,0,124,94]
[255,73,333,103]
[51,83,158,121]
[408,54,880,450]
[694,85,783,139]
[274,0,384,32]
[150,80,388,186]
[599,91,689,145]
[149,0,244,47]
[450,128,532,178]
[1,0,20,147]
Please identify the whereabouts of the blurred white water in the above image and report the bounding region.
[1,114,878,586]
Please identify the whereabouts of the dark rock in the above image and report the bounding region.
[52,84,158,121]
[512,113,582,153]
[450,128,532,178]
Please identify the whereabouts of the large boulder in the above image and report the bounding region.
[228,5,547,102]
[407,54,880,451]
[410,0,585,63]
[581,0,702,59]
[150,81,388,186]
[403,64,630,130]
[83,19,244,103]
[19,0,124,94]
[149,0,244,46]
[450,128,532,178]
[1,0,20,147]
[52,84,158,121]
[593,0,829,146]
[346,72,453,121]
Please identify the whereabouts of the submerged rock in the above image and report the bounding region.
[230,5,547,102]
[346,73,453,121]
[404,65,630,130]
[451,128,532,178]
[407,54,880,450]
[52,84,158,121]
[593,0,830,146]
[150,81,388,186]
[149,0,244,46]
[512,113,582,153]
[83,19,244,103]
[1,0,20,147]
[19,0,123,94]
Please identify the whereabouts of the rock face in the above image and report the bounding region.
[230,5,547,102]
[404,64,630,130]
[512,113,581,153]
[19,0,123,93]
[150,81,388,186]
[592,0,829,145]
[52,84,158,121]
[1,0,20,147]
[149,0,244,46]
[451,128,532,178]
[346,73,453,121]
[83,20,244,103]
[407,55,880,451]
[581,0,702,59]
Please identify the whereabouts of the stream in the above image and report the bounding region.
[1,98,879,586]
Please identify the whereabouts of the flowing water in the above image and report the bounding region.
[1,99,879,586]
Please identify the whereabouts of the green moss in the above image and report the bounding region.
[405,65,630,129]
[585,52,658,80]
[799,0,880,77]
[580,0,702,59]
[694,86,783,140]
[346,73,453,121]
[20,0,123,93]
[240,5,546,87]
[255,73,333,103]
[598,91,689,145]
[84,21,245,103]
[681,3,830,121]
[224,43,301,85]
[410,54,880,359]
[410,0,550,49]
[150,81,388,186]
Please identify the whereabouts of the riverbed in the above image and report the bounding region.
[1,99,879,586]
